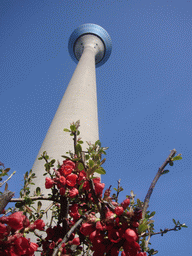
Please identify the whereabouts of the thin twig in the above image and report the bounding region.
[142,149,176,218]
[115,179,121,202]
[140,224,184,238]
[52,217,85,256]
[0,171,16,187]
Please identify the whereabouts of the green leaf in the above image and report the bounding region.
[95,167,106,175]
[150,249,158,255]
[44,163,50,171]
[75,144,82,155]
[37,201,42,213]
[44,155,49,160]
[95,140,101,147]
[172,219,176,225]
[100,158,106,165]
[161,170,169,175]
[172,155,182,161]
[78,180,85,191]
[149,211,156,218]
[138,223,148,233]
[61,155,70,159]
[181,224,188,228]
[26,190,30,196]
[4,168,10,173]
[113,188,117,192]
[78,208,83,215]
[85,155,89,160]
[89,160,94,168]
[78,163,84,171]
[24,197,33,206]
[136,198,143,207]
[24,171,28,179]
[70,125,76,132]
[169,161,174,166]
[15,202,23,209]
[50,159,56,165]
[78,141,84,144]
[63,128,70,132]
[5,183,8,191]
[71,158,80,162]
[36,187,41,196]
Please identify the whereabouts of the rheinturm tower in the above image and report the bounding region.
[30,23,112,217]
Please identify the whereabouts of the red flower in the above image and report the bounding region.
[72,237,80,245]
[123,239,141,256]
[69,187,79,198]
[0,222,8,233]
[33,219,45,231]
[64,159,75,168]
[121,198,130,209]
[70,203,78,213]
[96,221,103,231]
[49,241,56,249]
[105,210,116,222]
[114,206,124,216]
[108,228,121,243]
[0,211,29,230]
[80,223,94,236]
[59,176,66,186]
[94,182,105,196]
[86,213,97,223]
[60,160,75,176]
[45,177,55,189]
[93,177,101,184]
[83,180,90,190]
[71,212,81,221]
[66,174,77,187]
[138,252,147,256]
[110,246,119,256]
[77,170,86,185]
[124,228,137,243]
[14,236,30,255]
[104,188,111,199]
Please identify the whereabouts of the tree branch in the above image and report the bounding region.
[142,149,176,218]
[0,190,15,213]
[10,196,59,203]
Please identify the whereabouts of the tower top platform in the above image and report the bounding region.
[68,23,112,68]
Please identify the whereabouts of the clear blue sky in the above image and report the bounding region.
[0,0,191,255]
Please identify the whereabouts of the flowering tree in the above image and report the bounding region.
[0,121,186,256]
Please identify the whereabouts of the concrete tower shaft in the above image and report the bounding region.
[29,25,112,235]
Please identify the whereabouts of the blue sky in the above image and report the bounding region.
[0,0,191,255]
